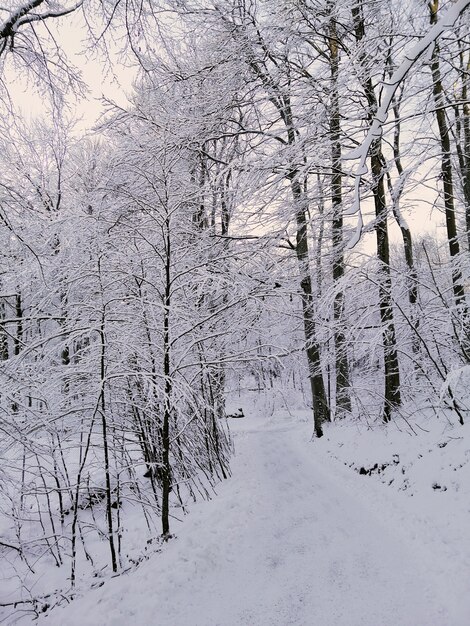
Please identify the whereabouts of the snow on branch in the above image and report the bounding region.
[0,0,83,57]
[343,0,470,249]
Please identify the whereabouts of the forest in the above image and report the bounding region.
[1,0,470,623]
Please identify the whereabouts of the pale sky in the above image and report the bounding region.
[5,7,447,251]
[7,9,137,133]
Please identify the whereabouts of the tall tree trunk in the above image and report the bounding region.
[384,58,420,355]
[282,95,330,435]
[291,175,330,437]
[453,43,470,251]
[97,259,117,572]
[13,291,22,357]
[161,214,172,538]
[352,2,401,422]
[429,0,467,311]
[11,291,23,413]
[370,146,402,421]
[328,5,352,417]
[389,98,418,312]
[0,298,8,361]
[244,9,330,435]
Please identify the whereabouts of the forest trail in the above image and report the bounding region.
[49,414,465,626]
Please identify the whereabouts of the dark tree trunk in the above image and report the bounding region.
[291,176,330,437]
[352,2,401,422]
[385,69,420,355]
[243,9,330,435]
[453,42,470,251]
[161,216,172,538]
[328,6,352,417]
[13,292,22,356]
[370,147,402,421]
[429,0,467,311]
[0,299,8,361]
[97,258,117,573]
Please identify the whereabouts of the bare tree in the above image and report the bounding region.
[350,1,401,422]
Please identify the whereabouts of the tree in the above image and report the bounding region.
[350,0,401,422]
[327,0,352,416]
[206,0,331,436]
[428,0,467,316]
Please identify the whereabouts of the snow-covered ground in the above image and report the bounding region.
[40,408,470,626]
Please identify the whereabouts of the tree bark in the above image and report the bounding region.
[0,299,8,361]
[161,213,172,538]
[429,0,467,311]
[453,43,470,251]
[291,175,330,436]
[328,5,352,417]
[242,5,330,435]
[352,2,401,422]
[97,258,118,573]
[385,69,420,355]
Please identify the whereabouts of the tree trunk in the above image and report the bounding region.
[97,258,117,573]
[240,7,330,435]
[453,43,470,251]
[370,146,402,421]
[161,215,172,538]
[352,2,401,422]
[291,176,330,437]
[328,6,352,417]
[13,291,22,356]
[385,71,420,355]
[429,0,467,311]
[0,298,8,361]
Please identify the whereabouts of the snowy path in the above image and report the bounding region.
[48,415,467,626]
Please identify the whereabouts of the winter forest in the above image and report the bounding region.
[1,0,470,623]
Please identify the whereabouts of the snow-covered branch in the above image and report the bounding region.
[343,0,470,248]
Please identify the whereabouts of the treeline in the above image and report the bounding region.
[0,0,470,613]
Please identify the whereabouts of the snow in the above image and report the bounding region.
[344,0,470,248]
[319,410,470,617]
[40,408,470,626]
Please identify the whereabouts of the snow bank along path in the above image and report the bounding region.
[47,414,467,626]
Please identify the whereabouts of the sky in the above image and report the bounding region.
[4,5,447,250]
[7,9,137,134]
